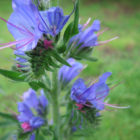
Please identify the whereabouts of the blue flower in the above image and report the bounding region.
[0,1,71,51]
[0,0,43,51]
[68,20,100,49]
[39,7,71,37]
[68,19,118,51]
[71,72,112,111]
[58,58,83,86]
[17,89,48,133]
[14,50,27,68]
[30,133,35,140]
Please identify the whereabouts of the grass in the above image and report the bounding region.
[0,0,140,139]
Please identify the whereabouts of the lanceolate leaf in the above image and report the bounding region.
[0,121,17,127]
[0,112,18,123]
[63,0,79,44]
[29,81,48,91]
[0,69,25,82]
[72,0,79,35]
[50,50,71,67]
[63,22,73,44]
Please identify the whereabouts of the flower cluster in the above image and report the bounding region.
[17,89,48,139]
[0,0,128,139]
[58,58,84,86]
[71,72,112,111]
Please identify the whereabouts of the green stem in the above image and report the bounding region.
[52,70,61,140]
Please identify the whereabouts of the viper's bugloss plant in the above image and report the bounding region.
[0,0,129,140]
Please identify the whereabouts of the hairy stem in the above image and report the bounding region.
[52,70,61,140]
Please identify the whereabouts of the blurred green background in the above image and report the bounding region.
[0,0,140,139]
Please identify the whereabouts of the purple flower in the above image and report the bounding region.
[14,50,27,68]
[71,72,112,111]
[22,89,48,114]
[39,7,71,37]
[58,58,83,85]
[68,20,100,48]
[30,133,35,140]
[0,1,71,51]
[17,89,48,133]
[68,19,119,50]
[0,0,42,51]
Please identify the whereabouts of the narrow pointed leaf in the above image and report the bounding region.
[0,112,18,123]
[50,50,71,67]
[0,69,25,82]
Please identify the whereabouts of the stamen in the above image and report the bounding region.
[101,102,130,109]
[21,25,34,37]
[0,17,27,34]
[97,28,109,36]
[88,82,121,102]
[82,18,91,30]
[98,36,119,46]
[0,38,30,50]
[15,38,34,50]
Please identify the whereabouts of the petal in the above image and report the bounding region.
[12,0,32,9]
[30,116,44,129]
[23,89,39,109]
[30,133,35,140]
[91,20,100,32]
[59,58,83,85]
[17,102,33,122]
[8,2,42,51]
[39,7,70,36]
[39,90,48,109]
[71,78,87,103]
[89,72,112,110]
[99,72,112,82]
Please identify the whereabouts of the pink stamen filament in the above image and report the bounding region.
[97,28,109,36]
[21,25,34,37]
[100,102,130,109]
[77,81,121,102]
[89,82,121,102]
[82,18,91,30]
[98,36,119,46]
[0,38,31,50]
[15,38,34,50]
[0,17,27,34]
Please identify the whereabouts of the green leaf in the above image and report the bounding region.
[15,54,30,60]
[72,0,79,35]
[29,81,47,91]
[0,69,25,82]
[18,132,31,140]
[0,112,18,123]
[73,55,98,61]
[63,0,79,44]
[51,50,71,67]
[47,57,60,68]
[63,22,73,44]
[0,121,17,127]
